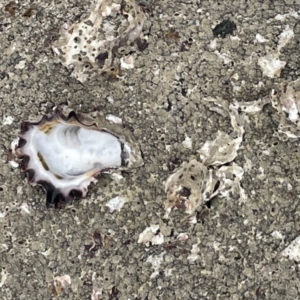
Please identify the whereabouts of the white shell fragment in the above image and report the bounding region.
[277,25,294,51]
[231,95,270,114]
[258,52,286,78]
[120,53,137,69]
[56,275,71,289]
[52,0,146,82]
[49,275,71,296]
[8,160,19,168]
[92,289,103,300]
[9,137,20,168]
[176,233,189,241]
[255,33,268,43]
[271,78,300,138]
[138,224,164,245]
[105,196,126,212]
[19,202,31,215]
[182,134,192,149]
[105,114,123,125]
[257,26,293,78]
[13,107,143,207]
[146,251,166,278]
[282,236,300,262]
[198,130,242,166]
[274,11,299,21]
[187,243,200,262]
[164,97,245,218]
[2,116,14,125]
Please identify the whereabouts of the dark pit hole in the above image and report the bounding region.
[165,98,172,111]
[170,157,180,165]
[0,187,3,192]
[204,200,212,209]
[73,36,80,43]
[136,38,148,51]
[180,187,191,197]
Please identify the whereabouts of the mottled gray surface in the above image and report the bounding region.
[1,0,300,299]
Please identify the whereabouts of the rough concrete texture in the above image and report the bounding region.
[1,0,300,299]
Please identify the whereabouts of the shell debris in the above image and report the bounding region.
[164,97,246,219]
[271,78,300,139]
[187,243,200,262]
[282,236,300,262]
[2,116,14,125]
[105,196,127,213]
[145,251,166,279]
[52,0,146,82]
[258,25,294,78]
[138,224,164,245]
[48,275,71,297]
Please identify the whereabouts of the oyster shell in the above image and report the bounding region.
[52,0,146,82]
[164,97,246,220]
[13,107,143,207]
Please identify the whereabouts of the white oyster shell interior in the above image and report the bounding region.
[26,124,122,175]
[15,108,143,207]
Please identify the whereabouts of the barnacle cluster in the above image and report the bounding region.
[52,0,146,82]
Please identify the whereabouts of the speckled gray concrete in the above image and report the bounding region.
[1,1,300,299]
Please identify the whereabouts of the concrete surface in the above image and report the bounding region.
[1,0,300,299]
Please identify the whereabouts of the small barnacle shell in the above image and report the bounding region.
[14,107,143,208]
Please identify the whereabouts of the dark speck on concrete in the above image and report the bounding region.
[212,19,237,38]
